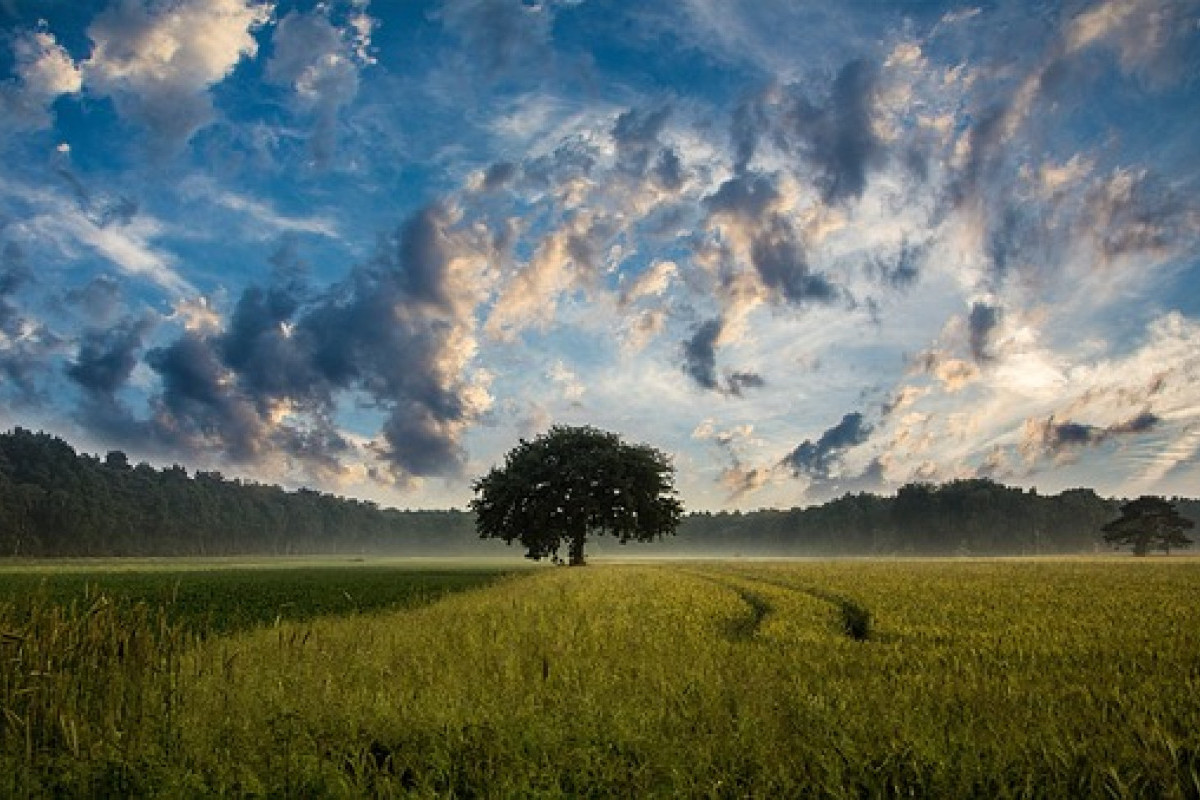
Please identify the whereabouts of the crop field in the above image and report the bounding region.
[0,559,520,634]
[2,559,1199,797]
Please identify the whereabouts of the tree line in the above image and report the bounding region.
[0,428,481,557]
[0,427,1194,558]
[671,482,1195,557]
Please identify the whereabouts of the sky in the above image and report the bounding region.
[0,0,1198,512]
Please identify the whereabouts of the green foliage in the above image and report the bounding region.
[0,427,483,557]
[470,425,683,564]
[1103,496,1196,555]
[0,565,512,635]
[7,560,1200,796]
[0,564,512,795]
[678,479,1132,556]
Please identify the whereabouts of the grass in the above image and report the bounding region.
[0,558,519,634]
[2,558,1199,796]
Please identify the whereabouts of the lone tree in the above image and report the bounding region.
[470,425,683,565]
[1102,495,1194,556]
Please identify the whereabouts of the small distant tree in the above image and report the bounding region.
[470,425,683,565]
[1102,496,1195,556]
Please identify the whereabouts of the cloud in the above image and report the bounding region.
[219,282,318,404]
[784,58,884,204]
[0,241,32,296]
[881,384,929,417]
[620,259,677,305]
[867,239,924,289]
[1066,0,1200,86]
[41,204,193,296]
[681,317,720,392]
[748,214,837,305]
[620,308,668,354]
[704,172,779,220]
[910,349,980,393]
[693,420,771,500]
[967,300,1001,363]
[1081,168,1199,266]
[66,315,155,396]
[0,243,50,397]
[547,359,585,403]
[678,1,885,79]
[0,26,82,132]
[718,459,772,501]
[82,0,271,154]
[484,211,600,340]
[611,105,676,185]
[479,161,519,191]
[146,332,269,461]
[131,200,491,483]
[781,411,871,480]
[266,5,376,165]
[726,370,765,397]
[1021,410,1161,462]
[437,0,558,76]
[181,178,340,239]
[701,172,842,311]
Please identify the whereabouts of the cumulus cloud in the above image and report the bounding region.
[132,200,491,483]
[266,4,376,165]
[484,211,602,340]
[611,105,685,192]
[66,315,155,397]
[747,214,836,305]
[78,0,271,153]
[910,349,980,393]
[81,0,271,154]
[867,240,925,289]
[478,161,519,192]
[0,26,82,131]
[693,420,771,500]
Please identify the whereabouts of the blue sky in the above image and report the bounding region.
[1,0,1198,511]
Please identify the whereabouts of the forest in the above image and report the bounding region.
[0,427,1193,558]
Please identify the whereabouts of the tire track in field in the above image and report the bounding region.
[690,568,874,642]
[681,570,775,641]
[798,586,872,641]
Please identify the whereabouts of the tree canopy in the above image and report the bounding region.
[1102,496,1195,556]
[469,425,683,565]
[0,427,477,557]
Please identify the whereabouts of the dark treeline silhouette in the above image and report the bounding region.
[675,483,1181,556]
[0,428,1195,557]
[0,428,480,557]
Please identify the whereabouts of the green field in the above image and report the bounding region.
[2,559,1199,797]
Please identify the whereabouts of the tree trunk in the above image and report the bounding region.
[568,532,587,566]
